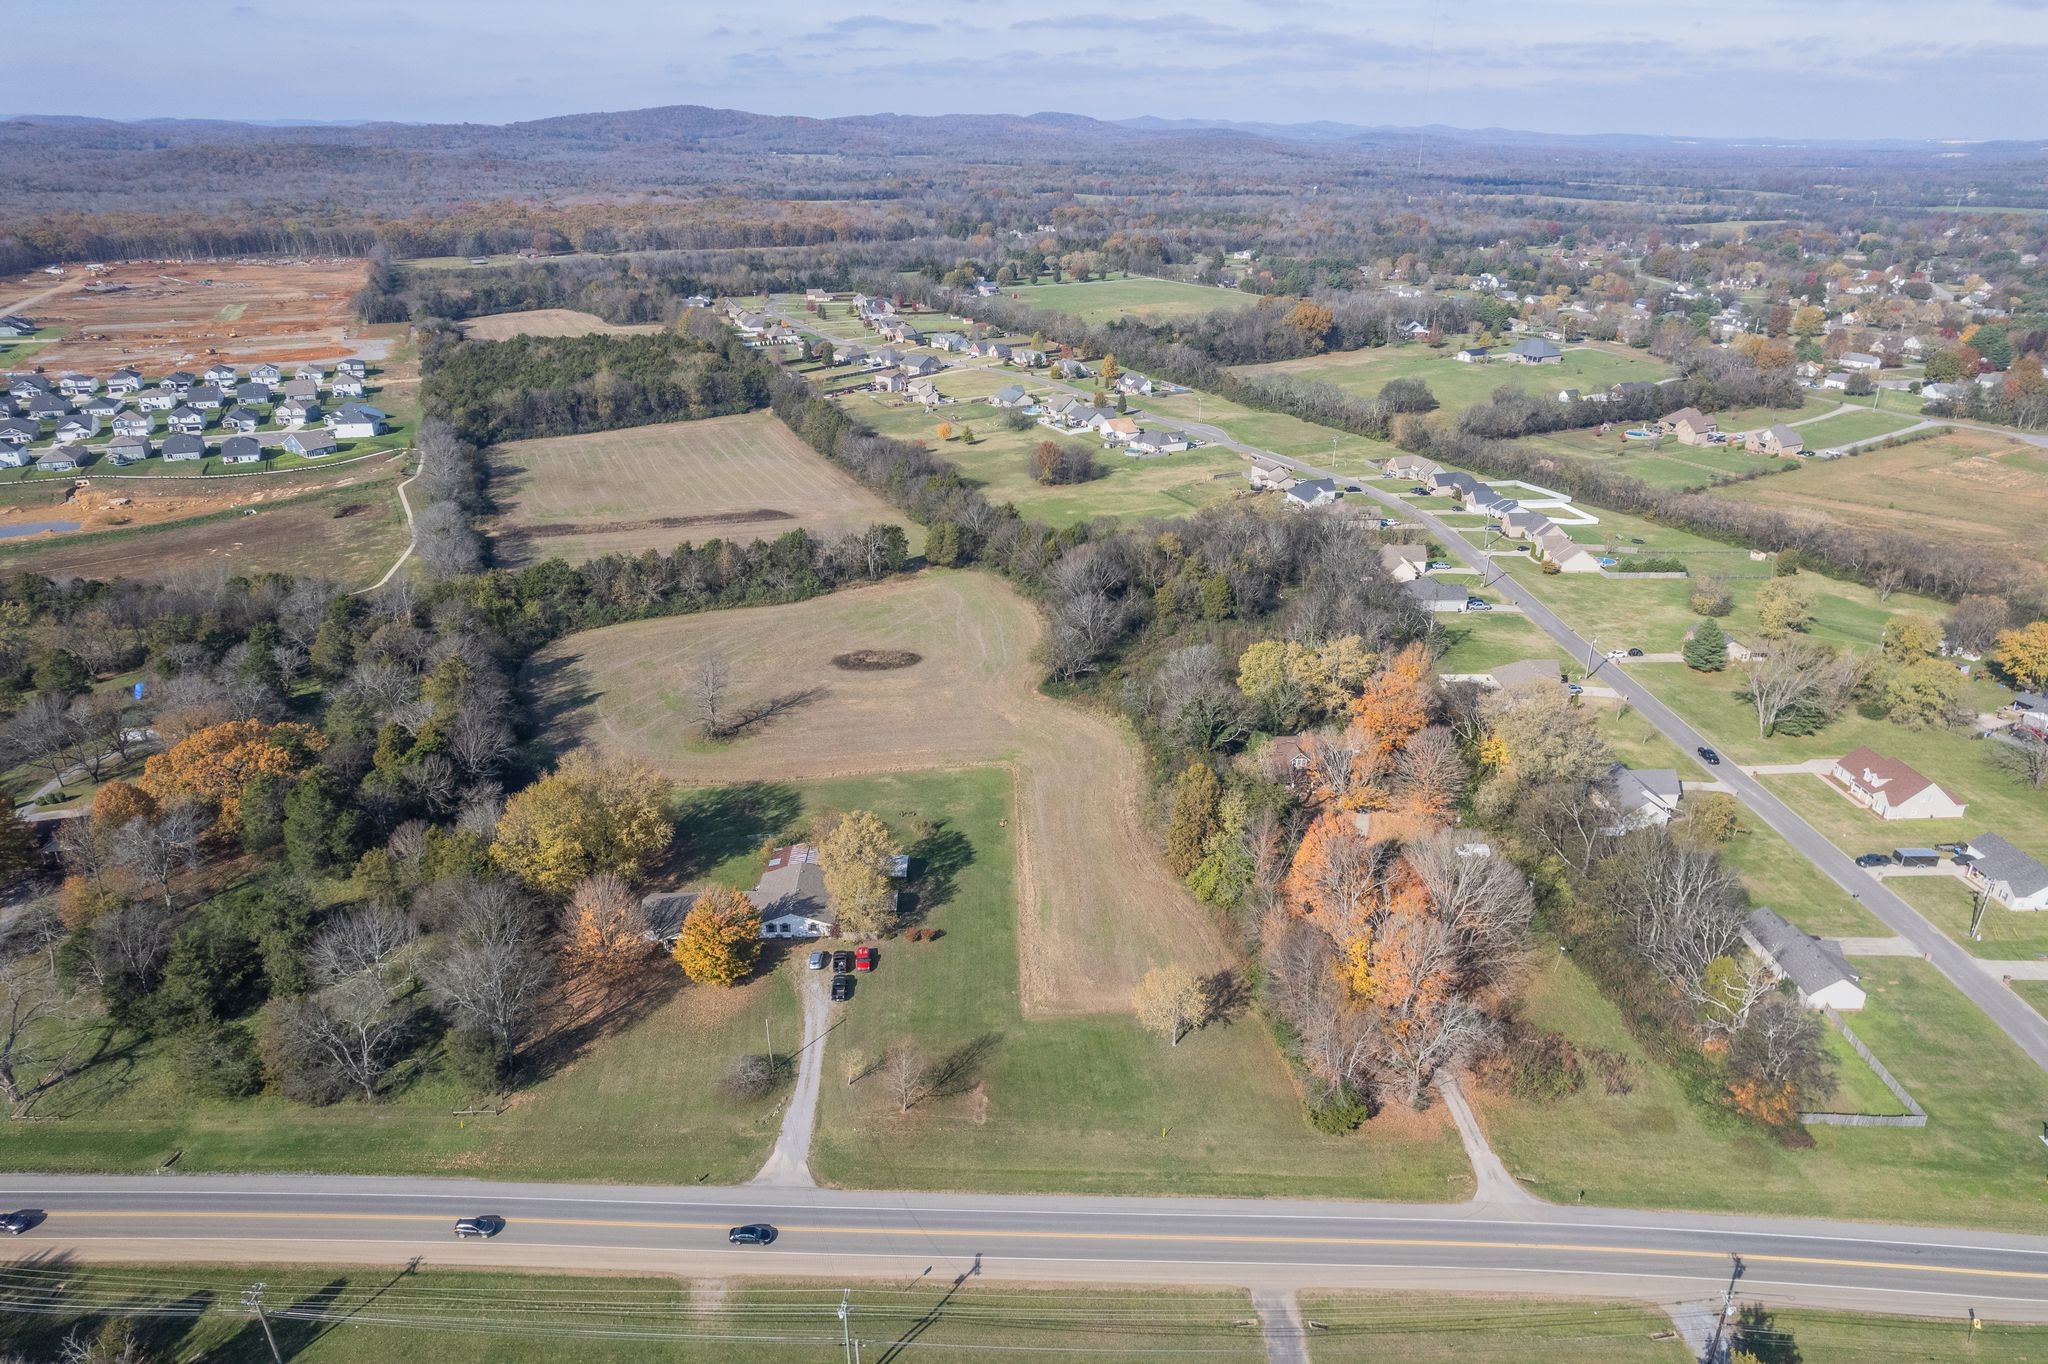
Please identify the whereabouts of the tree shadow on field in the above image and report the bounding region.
[719,685,830,742]
[667,782,805,880]
[899,824,974,927]
[923,1032,1002,1102]
[518,962,683,1087]
[519,651,597,761]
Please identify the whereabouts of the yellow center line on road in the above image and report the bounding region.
[47,1211,2048,1284]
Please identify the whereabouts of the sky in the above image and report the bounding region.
[22,0,2048,141]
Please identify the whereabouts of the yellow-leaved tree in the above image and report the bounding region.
[672,883,761,986]
[137,719,321,832]
[818,810,902,939]
[1994,621,2048,691]
[561,871,652,987]
[491,753,673,897]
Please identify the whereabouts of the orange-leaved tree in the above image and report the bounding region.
[561,871,653,988]
[1346,641,1434,755]
[1282,809,1387,942]
[672,883,761,987]
[138,720,321,832]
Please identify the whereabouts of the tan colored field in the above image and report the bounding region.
[530,572,1229,1015]
[1720,428,2048,578]
[0,464,411,587]
[5,258,371,373]
[486,413,915,565]
[459,308,666,340]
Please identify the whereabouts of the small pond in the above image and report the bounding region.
[0,520,79,540]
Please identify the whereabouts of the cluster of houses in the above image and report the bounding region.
[1032,395,1193,455]
[1824,744,2048,906]
[0,354,386,469]
[1382,453,1606,578]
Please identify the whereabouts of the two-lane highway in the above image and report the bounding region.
[9,1175,2048,1321]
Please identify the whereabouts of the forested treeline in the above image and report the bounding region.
[418,328,777,445]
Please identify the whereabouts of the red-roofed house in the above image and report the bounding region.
[1828,747,1967,821]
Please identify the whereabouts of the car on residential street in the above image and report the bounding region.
[831,975,854,1001]
[831,950,855,974]
[1696,746,1721,765]
[0,1211,33,1236]
[1855,853,1893,868]
[454,1216,504,1239]
[807,950,828,970]
[728,1224,777,1245]
[854,945,876,972]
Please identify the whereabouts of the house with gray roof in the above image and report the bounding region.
[38,449,78,473]
[1378,543,1427,581]
[112,411,152,438]
[81,395,121,419]
[161,433,206,461]
[1746,423,1805,457]
[330,404,387,438]
[222,406,264,434]
[54,414,100,444]
[1597,764,1681,834]
[137,387,178,412]
[1508,338,1562,364]
[250,363,284,385]
[105,368,143,396]
[204,362,239,386]
[0,418,38,447]
[336,357,368,379]
[1742,907,1865,1011]
[0,315,36,339]
[1959,832,2048,911]
[284,429,338,458]
[0,442,33,469]
[1285,477,1340,510]
[24,395,68,421]
[221,435,263,465]
[279,377,320,402]
[166,406,206,435]
[275,398,322,427]
[1403,576,1471,612]
[991,384,1032,409]
[106,435,149,465]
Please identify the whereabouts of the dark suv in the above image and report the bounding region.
[831,950,855,974]
[728,1224,777,1245]
[454,1216,504,1239]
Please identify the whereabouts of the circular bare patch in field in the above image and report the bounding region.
[832,649,923,672]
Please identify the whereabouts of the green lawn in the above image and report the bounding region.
[2017,980,2048,1018]
[1237,344,1674,416]
[1891,876,2048,962]
[1523,427,1789,491]
[1790,409,1918,449]
[0,1267,1258,1364]
[840,383,1249,528]
[1302,1294,1691,1362]
[785,767,1473,1200]
[1763,1308,2048,1362]
[1716,394,1815,431]
[1470,952,2048,1231]
[1433,610,1579,676]
[1715,814,1887,937]
[1003,274,1248,323]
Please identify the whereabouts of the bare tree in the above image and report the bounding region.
[69,691,138,778]
[0,692,82,787]
[264,978,415,1104]
[690,652,733,740]
[108,803,209,913]
[82,905,172,1001]
[447,706,515,779]
[307,906,419,985]
[1872,564,1907,603]
[0,955,100,1118]
[882,1039,927,1114]
[1376,994,1490,1110]
[1595,830,1746,999]
[1403,830,1535,986]
[1995,737,2048,791]
[426,884,552,1064]
[1740,641,1859,739]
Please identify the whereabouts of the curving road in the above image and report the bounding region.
[7,1174,2048,1322]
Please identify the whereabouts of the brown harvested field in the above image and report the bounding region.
[3,258,371,373]
[0,466,411,588]
[486,412,916,565]
[529,571,1229,1016]
[459,308,666,340]
[1720,427,2048,579]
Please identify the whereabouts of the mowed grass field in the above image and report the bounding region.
[1236,343,1674,414]
[459,308,666,340]
[838,380,1248,527]
[1301,1295,1692,1362]
[1001,275,1247,323]
[1721,428,2048,579]
[486,413,917,565]
[1470,953,2048,1232]
[0,1268,1262,1364]
[751,769,1469,1200]
[0,475,412,588]
[1782,407,1918,449]
[529,572,1233,1016]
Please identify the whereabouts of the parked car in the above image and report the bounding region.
[0,1211,33,1236]
[1427,560,1451,570]
[854,945,876,972]
[1465,599,1491,612]
[454,1216,504,1239]
[1408,485,1431,495]
[1566,683,1584,696]
[1696,746,1721,766]
[1626,647,1644,657]
[1344,483,1362,493]
[1629,537,1645,544]
[1855,853,1893,868]
[1606,648,1630,661]
[831,974,854,1002]
[807,950,828,970]
[1935,843,1968,856]
[831,950,855,974]
[727,1224,777,1246]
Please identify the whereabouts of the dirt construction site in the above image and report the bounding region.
[529,572,1230,1017]
[0,257,373,374]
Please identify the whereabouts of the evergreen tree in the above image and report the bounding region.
[283,774,362,873]
[1684,618,1728,672]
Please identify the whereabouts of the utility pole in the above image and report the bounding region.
[1969,881,1991,942]
[243,1282,283,1364]
[1704,1254,1745,1364]
[839,1289,853,1364]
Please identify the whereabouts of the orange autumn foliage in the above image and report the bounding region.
[138,719,323,832]
[1347,641,1434,754]
[1727,1077,1800,1128]
[1281,810,1383,940]
[91,779,158,832]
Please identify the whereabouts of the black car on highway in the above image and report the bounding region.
[454,1216,505,1238]
[0,1211,33,1236]
[728,1224,777,1245]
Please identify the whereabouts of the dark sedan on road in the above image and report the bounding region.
[454,1216,504,1238]
[728,1224,777,1245]
[1696,746,1721,766]
[0,1211,34,1236]
[1855,853,1893,869]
